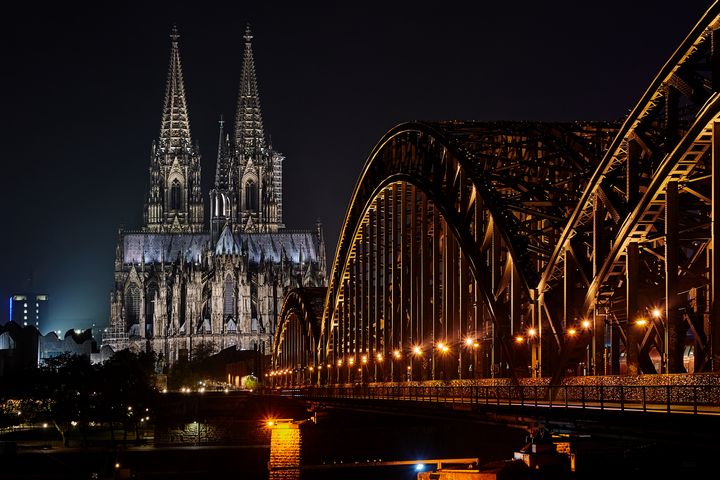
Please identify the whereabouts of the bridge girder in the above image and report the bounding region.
[271,2,720,384]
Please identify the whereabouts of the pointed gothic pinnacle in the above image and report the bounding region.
[171,24,180,43]
[244,23,253,42]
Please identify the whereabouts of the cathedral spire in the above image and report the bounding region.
[159,25,192,151]
[234,24,266,155]
[214,116,230,190]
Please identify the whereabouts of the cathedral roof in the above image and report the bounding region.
[124,233,210,264]
[215,225,240,255]
[242,231,319,265]
[122,230,320,265]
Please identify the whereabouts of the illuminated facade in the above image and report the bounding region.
[105,26,326,365]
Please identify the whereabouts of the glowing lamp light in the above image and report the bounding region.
[393,350,401,359]
[473,342,479,348]
[266,420,275,428]
[567,328,577,336]
[465,337,474,346]
[581,319,591,329]
[337,360,343,367]
[376,353,384,362]
[515,335,525,344]
[413,345,422,356]
[652,308,662,319]
[527,327,537,337]
[361,355,368,364]
[415,463,425,472]
[349,358,355,366]
[115,463,121,469]
[636,318,648,327]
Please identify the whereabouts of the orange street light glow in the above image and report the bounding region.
[413,345,422,356]
[515,335,525,343]
[393,350,401,359]
[567,328,577,336]
[465,337,474,346]
[581,319,591,329]
[636,318,648,327]
[652,308,662,318]
[527,328,537,337]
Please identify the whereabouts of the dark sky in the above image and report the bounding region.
[0,1,710,333]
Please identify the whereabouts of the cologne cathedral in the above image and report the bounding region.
[104,26,327,365]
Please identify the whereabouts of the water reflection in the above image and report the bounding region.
[268,421,301,480]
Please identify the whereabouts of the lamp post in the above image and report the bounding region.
[652,308,668,374]
[375,353,384,382]
[436,342,449,380]
[392,350,401,382]
[581,319,592,375]
[411,345,422,381]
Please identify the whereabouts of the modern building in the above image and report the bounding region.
[104,26,327,366]
[7,293,49,330]
[0,322,103,377]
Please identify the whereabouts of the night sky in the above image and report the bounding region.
[0,1,710,333]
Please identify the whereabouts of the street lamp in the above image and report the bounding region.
[393,350,401,382]
[581,319,593,375]
[651,307,668,374]
[375,353,384,382]
[436,342,450,380]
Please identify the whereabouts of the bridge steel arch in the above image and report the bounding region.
[270,2,720,385]
[308,121,617,384]
[538,2,720,380]
[270,287,326,386]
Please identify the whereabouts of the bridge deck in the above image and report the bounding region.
[264,383,720,416]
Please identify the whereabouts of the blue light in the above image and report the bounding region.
[415,463,425,472]
[8,297,12,322]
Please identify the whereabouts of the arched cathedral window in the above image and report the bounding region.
[170,179,182,211]
[125,284,141,326]
[223,276,235,317]
[145,283,158,337]
[245,180,257,211]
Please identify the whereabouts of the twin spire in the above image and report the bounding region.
[234,24,266,156]
[159,24,266,156]
[159,25,192,151]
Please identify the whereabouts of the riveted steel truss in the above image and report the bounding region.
[271,2,720,384]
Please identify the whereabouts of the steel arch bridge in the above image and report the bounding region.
[270,2,720,387]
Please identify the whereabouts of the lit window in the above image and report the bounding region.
[23,322,27,326]
[24,303,27,307]
[23,315,27,320]
[36,303,39,307]
[24,309,27,314]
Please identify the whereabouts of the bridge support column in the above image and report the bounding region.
[712,122,720,371]
[666,181,684,373]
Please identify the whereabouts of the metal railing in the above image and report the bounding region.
[260,383,720,415]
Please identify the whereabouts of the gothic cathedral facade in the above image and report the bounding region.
[105,26,327,365]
